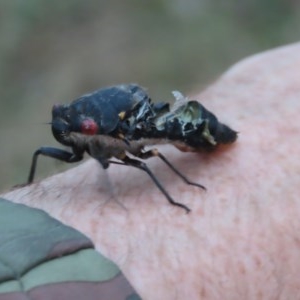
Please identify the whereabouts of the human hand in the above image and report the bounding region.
[3,42,300,299]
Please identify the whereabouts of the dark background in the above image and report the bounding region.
[1,0,299,190]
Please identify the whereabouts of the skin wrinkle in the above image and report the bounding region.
[2,43,300,299]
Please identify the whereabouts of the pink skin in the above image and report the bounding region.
[2,43,300,299]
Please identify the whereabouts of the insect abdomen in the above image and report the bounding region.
[153,100,237,151]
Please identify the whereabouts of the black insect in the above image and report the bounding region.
[27,84,237,213]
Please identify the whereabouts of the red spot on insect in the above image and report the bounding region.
[81,118,98,135]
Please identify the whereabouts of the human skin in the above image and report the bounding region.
[2,42,300,299]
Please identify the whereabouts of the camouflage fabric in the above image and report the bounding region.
[0,198,140,300]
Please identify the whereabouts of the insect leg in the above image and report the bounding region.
[137,149,206,190]
[109,156,191,213]
[28,147,83,184]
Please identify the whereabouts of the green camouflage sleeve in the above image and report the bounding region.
[0,198,141,300]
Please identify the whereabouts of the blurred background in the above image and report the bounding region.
[1,0,299,190]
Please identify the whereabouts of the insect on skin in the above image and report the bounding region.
[27,84,238,213]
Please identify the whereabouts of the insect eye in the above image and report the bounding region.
[51,119,70,137]
[64,114,71,122]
